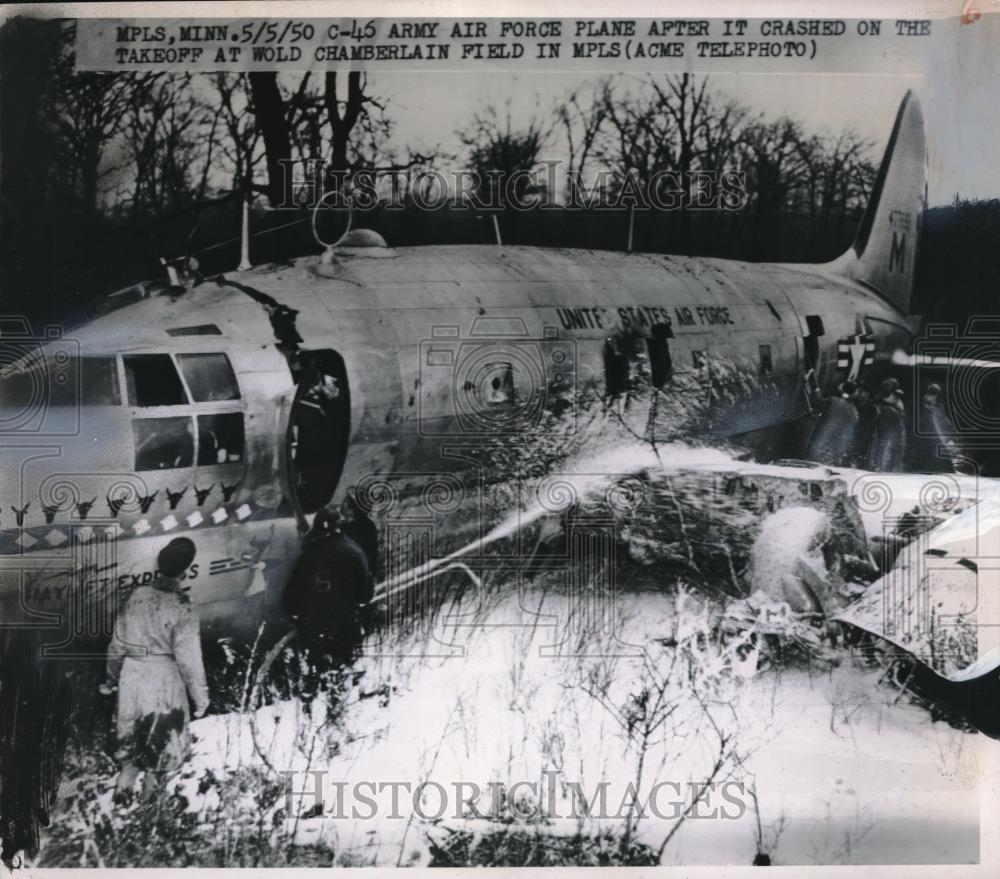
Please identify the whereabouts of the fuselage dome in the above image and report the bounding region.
[339,228,388,248]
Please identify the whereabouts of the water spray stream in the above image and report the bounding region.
[368,441,738,605]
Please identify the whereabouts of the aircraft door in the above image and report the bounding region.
[285,350,351,517]
[800,314,827,384]
[645,321,674,388]
[798,312,839,417]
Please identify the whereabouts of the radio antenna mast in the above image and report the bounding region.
[237,191,252,271]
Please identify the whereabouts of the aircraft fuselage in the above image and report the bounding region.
[0,244,919,643]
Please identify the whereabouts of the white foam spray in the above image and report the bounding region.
[371,441,738,602]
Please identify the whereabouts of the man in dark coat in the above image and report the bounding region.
[339,489,379,576]
[913,383,959,471]
[869,378,907,471]
[849,383,880,469]
[804,381,859,467]
[283,508,373,663]
[101,537,208,805]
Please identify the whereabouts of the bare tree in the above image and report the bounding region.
[247,73,294,206]
[738,116,808,215]
[325,72,375,174]
[648,74,711,184]
[246,71,397,205]
[124,73,217,218]
[457,97,550,204]
[595,80,676,189]
[700,96,751,175]
[556,81,610,182]
[211,73,264,195]
[49,26,150,220]
[733,121,877,256]
[591,74,736,193]
[798,129,876,236]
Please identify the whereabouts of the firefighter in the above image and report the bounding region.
[869,377,907,471]
[748,505,841,625]
[804,380,859,466]
[100,537,208,806]
[913,383,959,471]
[849,382,880,468]
[339,489,379,575]
[283,508,373,664]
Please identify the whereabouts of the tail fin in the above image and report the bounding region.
[836,90,927,314]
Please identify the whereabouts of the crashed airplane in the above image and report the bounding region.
[1,89,997,855]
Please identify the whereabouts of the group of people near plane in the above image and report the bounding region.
[808,374,959,473]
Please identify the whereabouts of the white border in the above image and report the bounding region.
[0,2,997,877]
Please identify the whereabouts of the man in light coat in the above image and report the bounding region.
[101,537,209,805]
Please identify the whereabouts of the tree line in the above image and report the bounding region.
[0,16,980,330]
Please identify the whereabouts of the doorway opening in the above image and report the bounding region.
[803,314,825,372]
[286,350,351,515]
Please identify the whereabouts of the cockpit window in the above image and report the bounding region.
[80,357,121,406]
[197,413,244,465]
[124,354,188,407]
[133,416,194,470]
[0,355,121,408]
[177,353,240,402]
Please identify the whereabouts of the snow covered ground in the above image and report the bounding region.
[38,441,992,867]
[182,574,982,866]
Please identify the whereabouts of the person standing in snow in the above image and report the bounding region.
[283,508,373,662]
[282,508,374,711]
[100,537,208,805]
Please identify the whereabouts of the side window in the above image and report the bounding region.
[124,354,187,407]
[133,416,194,470]
[484,363,514,405]
[759,344,773,376]
[177,353,241,402]
[603,338,629,396]
[197,413,245,465]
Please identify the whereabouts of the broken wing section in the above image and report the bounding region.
[836,494,1000,682]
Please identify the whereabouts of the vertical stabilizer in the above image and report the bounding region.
[837,91,927,314]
